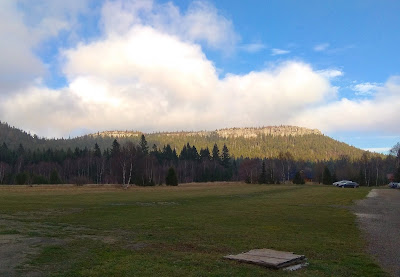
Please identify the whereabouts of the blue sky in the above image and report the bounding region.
[0,0,399,153]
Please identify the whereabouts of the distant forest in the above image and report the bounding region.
[0,121,377,161]
[0,122,399,186]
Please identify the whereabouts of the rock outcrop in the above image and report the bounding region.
[91,126,322,139]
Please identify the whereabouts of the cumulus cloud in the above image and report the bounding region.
[294,77,400,133]
[101,0,239,51]
[2,0,399,140]
[271,48,290,56]
[1,15,335,137]
[0,1,45,92]
[0,0,91,94]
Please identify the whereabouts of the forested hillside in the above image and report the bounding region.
[0,122,373,161]
[0,121,398,186]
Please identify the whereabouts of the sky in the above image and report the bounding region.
[0,0,399,153]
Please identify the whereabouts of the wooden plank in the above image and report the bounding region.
[225,254,289,265]
[247,249,304,260]
[224,248,306,269]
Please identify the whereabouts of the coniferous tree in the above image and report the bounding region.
[221,144,231,167]
[179,144,188,160]
[258,160,267,184]
[191,145,200,161]
[200,147,211,160]
[212,144,220,161]
[165,167,178,186]
[111,139,120,157]
[139,134,149,155]
[332,172,337,183]
[322,166,332,185]
[94,143,102,158]
[17,144,25,156]
[172,149,178,161]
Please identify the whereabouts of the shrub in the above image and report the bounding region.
[49,169,62,184]
[293,171,305,184]
[15,172,28,185]
[31,174,48,184]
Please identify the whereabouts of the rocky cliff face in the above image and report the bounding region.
[215,126,322,138]
[91,126,322,139]
[91,131,141,138]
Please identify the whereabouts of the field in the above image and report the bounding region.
[0,183,388,276]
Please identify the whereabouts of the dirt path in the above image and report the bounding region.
[353,189,400,277]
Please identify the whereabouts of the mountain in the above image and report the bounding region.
[0,121,375,161]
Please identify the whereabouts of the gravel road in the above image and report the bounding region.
[353,189,400,277]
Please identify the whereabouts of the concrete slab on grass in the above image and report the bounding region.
[224,248,306,269]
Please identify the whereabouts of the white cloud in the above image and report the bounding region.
[2,0,400,141]
[352,82,382,96]
[240,43,266,53]
[62,25,218,103]
[0,15,335,137]
[101,0,239,51]
[294,76,400,133]
[271,48,290,56]
[317,69,343,79]
[0,0,91,93]
[0,0,45,92]
[314,43,330,52]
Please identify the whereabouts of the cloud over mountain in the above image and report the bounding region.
[0,0,399,141]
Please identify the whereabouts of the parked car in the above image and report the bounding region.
[388,182,399,189]
[333,180,351,186]
[338,181,359,188]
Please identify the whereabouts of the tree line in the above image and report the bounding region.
[0,135,398,186]
[0,121,378,162]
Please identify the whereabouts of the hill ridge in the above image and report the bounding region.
[0,121,376,161]
[90,125,322,139]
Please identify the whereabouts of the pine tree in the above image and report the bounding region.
[221,144,231,167]
[94,143,102,158]
[179,145,188,160]
[166,167,178,186]
[139,134,149,155]
[212,144,220,161]
[258,160,267,184]
[322,166,332,185]
[191,145,200,161]
[111,139,120,157]
[200,147,211,160]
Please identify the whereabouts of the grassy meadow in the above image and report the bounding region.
[0,183,388,276]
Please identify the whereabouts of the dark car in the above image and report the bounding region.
[339,181,359,188]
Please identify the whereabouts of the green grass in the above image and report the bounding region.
[0,183,389,276]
